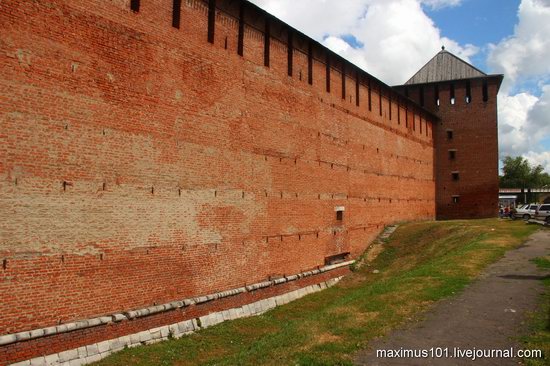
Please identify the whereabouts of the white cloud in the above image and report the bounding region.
[250,0,368,40]
[420,0,463,10]
[250,0,477,84]
[498,92,539,158]
[524,151,550,172]
[496,86,550,172]
[488,0,550,91]
[488,0,550,172]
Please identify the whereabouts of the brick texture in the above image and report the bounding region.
[0,0,436,363]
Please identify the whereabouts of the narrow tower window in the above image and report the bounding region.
[355,71,360,107]
[326,54,331,93]
[388,94,392,119]
[435,84,440,106]
[450,83,455,105]
[207,0,216,44]
[335,206,345,221]
[378,84,382,116]
[237,3,244,56]
[397,102,401,124]
[287,31,293,77]
[307,42,313,84]
[482,80,489,102]
[452,195,460,204]
[264,19,271,67]
[341,62,346,100]
[449,150,456,160]
[452,172,460,181]
[172,0,181,28]
[446,129,453,140]
[368,78,372,111]
[465,81,471,103]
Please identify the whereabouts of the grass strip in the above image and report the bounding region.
[95,219,538,366]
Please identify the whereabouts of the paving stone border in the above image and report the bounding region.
[8,276,344,366]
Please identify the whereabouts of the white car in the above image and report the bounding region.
[534,204,550,224]
[513,203,540,220]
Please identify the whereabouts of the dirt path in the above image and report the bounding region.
[355,229,550,366]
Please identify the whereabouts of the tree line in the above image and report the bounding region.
[499,156,550,189]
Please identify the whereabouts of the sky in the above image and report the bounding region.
[250,0,550,174]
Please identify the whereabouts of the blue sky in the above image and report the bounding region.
[425,0,520,69]
[427,0,520,42]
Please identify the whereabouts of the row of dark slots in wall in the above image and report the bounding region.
[403,81,490,106]
[127,0,487,120]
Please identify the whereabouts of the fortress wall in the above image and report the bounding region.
[0,1,435,363]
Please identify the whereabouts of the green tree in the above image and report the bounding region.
[499,156,550,188]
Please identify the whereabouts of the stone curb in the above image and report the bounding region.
[0,260,353,347]
[8,276,344,366]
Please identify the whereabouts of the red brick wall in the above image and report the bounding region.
[399,78,500,219]
[0,0,435,343]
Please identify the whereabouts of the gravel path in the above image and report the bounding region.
[355,229,550,366]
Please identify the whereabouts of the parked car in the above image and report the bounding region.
[535,204,550,223]
[513,203,540,220]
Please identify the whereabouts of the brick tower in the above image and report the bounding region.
[395,47,503,219]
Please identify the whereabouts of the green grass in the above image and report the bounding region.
[95,219,538,366]
[521,256,550,366]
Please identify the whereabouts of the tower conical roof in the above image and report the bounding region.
[405,47,486,85]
